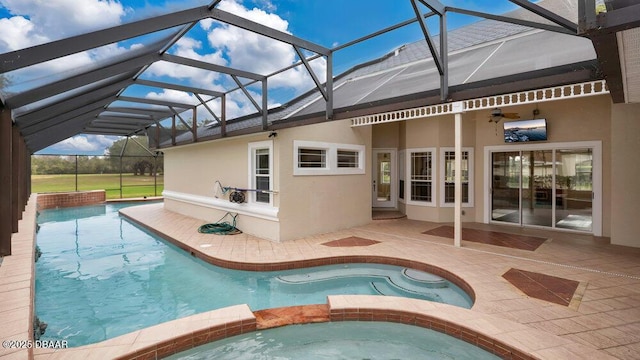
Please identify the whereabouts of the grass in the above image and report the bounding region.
[32,174,164,200]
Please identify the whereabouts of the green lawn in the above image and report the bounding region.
[32,174,164,199]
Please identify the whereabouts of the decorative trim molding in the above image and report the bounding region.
[350,80,609,127]
[163,190,279,222]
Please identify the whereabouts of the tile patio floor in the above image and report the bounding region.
[119,203,640,359]
[2,199,639,359]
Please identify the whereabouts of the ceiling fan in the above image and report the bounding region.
[488,108,520,123]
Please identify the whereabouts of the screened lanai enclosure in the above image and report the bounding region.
[2,0,640,253]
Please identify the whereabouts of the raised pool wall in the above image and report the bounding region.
[37,190,106,210]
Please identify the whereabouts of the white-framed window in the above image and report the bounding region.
[293,140,365,175]
[440,147,474,207]
[248,140,273,205]
[406,148,436,206]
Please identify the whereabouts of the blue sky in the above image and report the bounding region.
[0,0,521,155]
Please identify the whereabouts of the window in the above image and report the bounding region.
[298,148,326,168]
[440,148,473,207]
[406,148,435,206]
[337,150,359,168]
[248,141,273,205]
[294,140,365,175]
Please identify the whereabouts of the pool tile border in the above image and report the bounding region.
[32,296,617,360]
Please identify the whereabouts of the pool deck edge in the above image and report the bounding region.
[0,194,37,360]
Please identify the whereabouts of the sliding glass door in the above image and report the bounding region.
[555,149,593,231]
[491,152,520,224]
[491,148,593,232]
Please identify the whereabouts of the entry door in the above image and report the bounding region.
[372,149,397,208]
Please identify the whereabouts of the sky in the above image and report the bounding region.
[0,0,522,155]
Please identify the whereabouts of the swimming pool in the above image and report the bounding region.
[165,321,500,360]
[35,203,472,347]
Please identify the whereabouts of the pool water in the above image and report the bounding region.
[35,203,472,347]
[165,321,500,360]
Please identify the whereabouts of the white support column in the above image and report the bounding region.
[452,102,464,247]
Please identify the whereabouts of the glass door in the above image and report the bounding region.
[555,149,593,232]
[372,149,396,208]
[491,152,520,224]
[490,148,593,232]
[521,150,554,227]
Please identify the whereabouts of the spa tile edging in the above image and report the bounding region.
[33,305,256,360]
[327,295,618,360]
[119,208,476,304]
[0,194,38,360]
[34,297,615,360]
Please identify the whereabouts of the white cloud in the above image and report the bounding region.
[206,0,327,93]
[142,85,281,124]
[0,0,125,50]
[145,36,227,89]
[141,0,326,122]
[0,16,48,51]
[0,0,132,85]
[50,135,117,153]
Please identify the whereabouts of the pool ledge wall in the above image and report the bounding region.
[37,191,106,210]
[0,194,37,360]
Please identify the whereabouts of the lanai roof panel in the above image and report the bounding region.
[289,69,408,117]
[466,31,597,84]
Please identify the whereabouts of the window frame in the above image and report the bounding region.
[439,147,474,207]
[248,140,273,206]
[398,150,405,202]
[293,140,365,176]
[405,147,436,207]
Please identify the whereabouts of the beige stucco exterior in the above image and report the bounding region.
[163,93,640,248]
[371,94,623,242]
[162,133,282,241]
[163,119,371,242]
[610,102,640,247]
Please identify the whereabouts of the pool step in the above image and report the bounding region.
[401,268,449,289]
[370,280,443,302]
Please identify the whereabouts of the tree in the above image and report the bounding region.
[105,136,162,176]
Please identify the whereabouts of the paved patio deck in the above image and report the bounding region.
[2,200,639,359]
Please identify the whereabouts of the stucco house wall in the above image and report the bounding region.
[162,119,371,242]
[162,134,281,241]
[276,119,372,241]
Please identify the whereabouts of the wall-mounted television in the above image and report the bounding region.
[503,119,547,143]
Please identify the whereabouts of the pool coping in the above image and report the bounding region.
[31,297,614,360]
[2,199,618,359]
[0,194,37,360]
